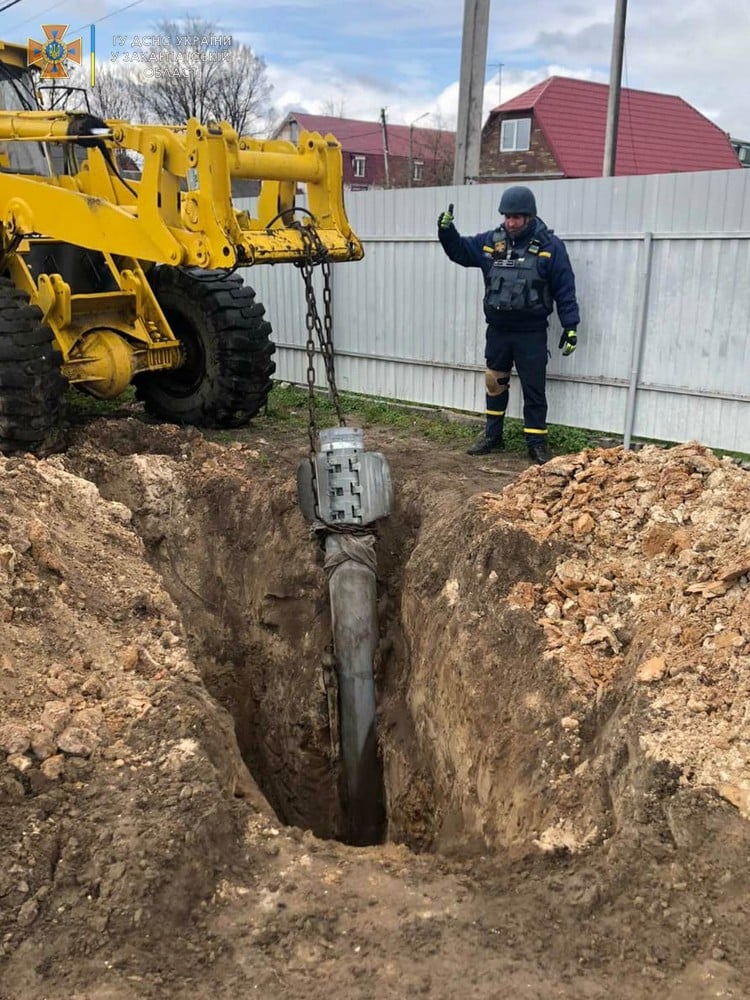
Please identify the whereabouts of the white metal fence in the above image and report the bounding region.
[238,167,750,453]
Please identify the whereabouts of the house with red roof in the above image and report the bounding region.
[274,113,455,190]
[480,77,742,181]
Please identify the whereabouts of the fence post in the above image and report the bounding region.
[623,231,654,450]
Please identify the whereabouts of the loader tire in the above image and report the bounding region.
[135,267,276,428]
[0,277,66,456]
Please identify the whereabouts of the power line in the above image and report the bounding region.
[621,47,639,174]
[5,0,145,43]
[9,0,69,35]
[70,0,144,35]
[494,62,504,106]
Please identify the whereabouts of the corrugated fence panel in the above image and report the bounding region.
[643,237,750,397]
[543,235,641,432]
[238,170,750,452]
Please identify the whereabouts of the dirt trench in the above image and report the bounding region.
[54,418,510,849]
[1,414,750,999]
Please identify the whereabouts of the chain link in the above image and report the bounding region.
[300,254,320,472]
[319,259,344,422]
[295,224,346,521]
[296,227,346,426]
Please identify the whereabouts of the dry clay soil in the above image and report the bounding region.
[1,405,750,1000]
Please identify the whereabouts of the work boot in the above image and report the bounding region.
[467,432,505,456]
[527,439,551,465]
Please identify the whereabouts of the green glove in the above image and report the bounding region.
[438,203,454,230]
[559,330,577,356]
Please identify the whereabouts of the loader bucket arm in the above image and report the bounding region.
[0,112,363,269]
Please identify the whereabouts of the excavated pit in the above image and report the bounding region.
[57,419,750,858]
[55,419,601,852]
[3,414,750,999]
[57,419,431,847]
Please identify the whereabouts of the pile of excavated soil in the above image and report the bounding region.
[388,441,750,856]
[0,418,749,999]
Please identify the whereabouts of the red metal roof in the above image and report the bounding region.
[278,113,454,160]
[492,77,741,176]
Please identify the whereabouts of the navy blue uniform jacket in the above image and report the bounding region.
[438,217,580,334]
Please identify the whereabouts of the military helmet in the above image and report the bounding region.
[498,185,537,216]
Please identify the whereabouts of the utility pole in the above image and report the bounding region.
[602,0,627,177]
[408,111,430,187]
[496,62,504,106]
[453,0,490,186]
[380,107,391,189]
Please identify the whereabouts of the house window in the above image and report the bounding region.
[412,160,424,182]
[352,155,366,178]
[500,118,531,152]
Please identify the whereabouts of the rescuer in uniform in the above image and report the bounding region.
[437,185,580,464]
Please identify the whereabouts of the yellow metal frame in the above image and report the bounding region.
[0,113,363,268]
[8,249,181,397]
[0,86,363,398]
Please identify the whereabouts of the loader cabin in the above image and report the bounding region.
[0,40,28,73]
[0,40,37,110]
[0,40,49,175]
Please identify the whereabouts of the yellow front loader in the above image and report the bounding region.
[0,41,363,453]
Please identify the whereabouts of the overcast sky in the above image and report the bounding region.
[7,0,750,139]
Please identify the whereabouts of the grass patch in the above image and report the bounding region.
[62,380,749,465]
[267,383,606,455]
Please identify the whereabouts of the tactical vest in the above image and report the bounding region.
[484,227,553,321]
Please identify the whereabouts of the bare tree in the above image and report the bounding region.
[321,97,348,118]
[135,16,274,134]
[136,16,220,124]
[87,66,145,123]
[83,67,149,170]
[410,111,455,187]
[211,45,273,136]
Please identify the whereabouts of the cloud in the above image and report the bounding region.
[7,0,750,139]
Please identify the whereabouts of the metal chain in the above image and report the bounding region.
[319,259,344,423]
[295,226,346,432]
[299,252,320,472]
[295,224,346,524]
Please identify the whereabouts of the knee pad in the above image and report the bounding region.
[485,369,511,394]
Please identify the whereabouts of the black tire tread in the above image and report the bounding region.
[134,267,276,428]
[0,276,66,455]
